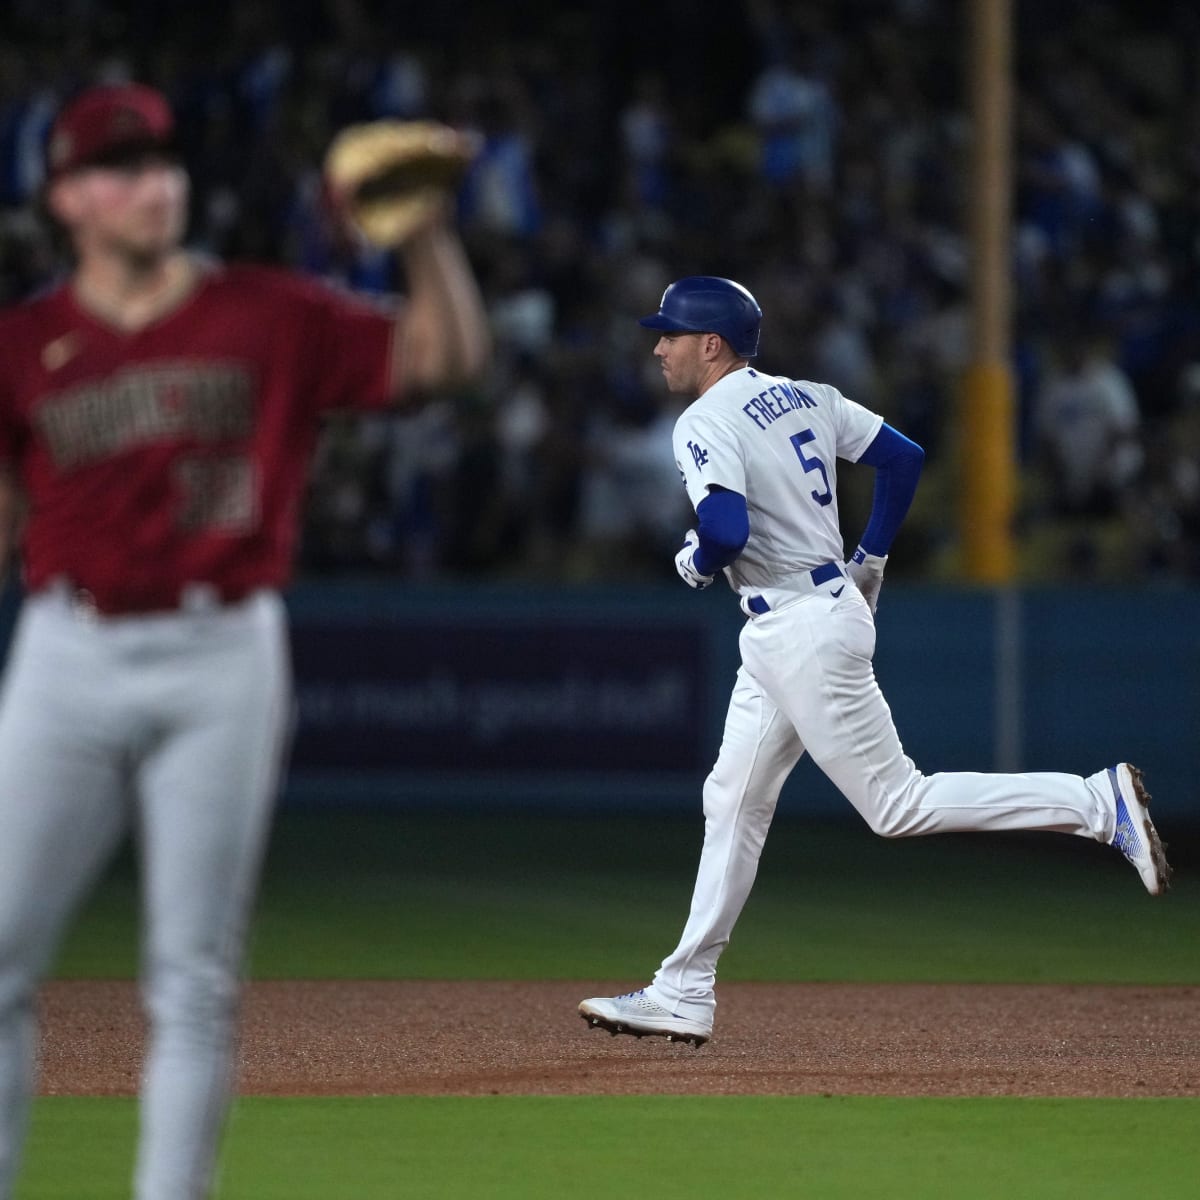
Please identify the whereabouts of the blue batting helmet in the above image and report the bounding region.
[639,276,762,358]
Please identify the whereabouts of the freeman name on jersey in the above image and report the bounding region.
[741,377,818,430]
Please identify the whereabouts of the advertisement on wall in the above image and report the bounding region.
[288,617,710,778]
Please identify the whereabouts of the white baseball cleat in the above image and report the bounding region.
[1108,763,1171,895]
[579,988,711,1047]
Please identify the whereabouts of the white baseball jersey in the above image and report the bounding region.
[638,363,1121,1036]
[671,366,882,593]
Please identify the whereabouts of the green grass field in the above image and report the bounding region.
[21,1095,1200,1200]
[25,810,1200,1199]
[56,810,1199,982]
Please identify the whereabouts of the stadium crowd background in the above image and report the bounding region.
[2,0,1198,585]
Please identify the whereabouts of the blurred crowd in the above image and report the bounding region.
[2,0,1199,584]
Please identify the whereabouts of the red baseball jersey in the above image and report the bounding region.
[0,262,396,611]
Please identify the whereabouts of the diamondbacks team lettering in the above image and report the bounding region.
[34,361,254,469]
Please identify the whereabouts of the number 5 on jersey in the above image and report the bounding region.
[789,428,832,506]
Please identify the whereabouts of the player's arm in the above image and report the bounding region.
[390,217,491,398]
[845,423,925,611]
[676,487,750,589]
[320,120,491,400]
[0,468,24,587]
[693,487,750,574]
[671,414,749,589]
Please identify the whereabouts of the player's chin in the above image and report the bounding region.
[122,228,182,262]
[133,212,185,249]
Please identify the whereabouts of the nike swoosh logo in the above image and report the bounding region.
[831,585,845,598]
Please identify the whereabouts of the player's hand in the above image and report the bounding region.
[675,530,714,589]
[323,120,480,249]
[845,545,887,614]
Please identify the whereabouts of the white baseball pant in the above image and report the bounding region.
[649,584,1116,1026]
[0,588,291,1200]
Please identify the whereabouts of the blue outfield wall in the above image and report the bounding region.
[0,579,1196,823]
[281,580,1198,823]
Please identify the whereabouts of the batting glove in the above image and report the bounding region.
[845,545,887,614]
[675,529,715,589]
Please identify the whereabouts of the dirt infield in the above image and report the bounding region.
[36,980,1199,1098]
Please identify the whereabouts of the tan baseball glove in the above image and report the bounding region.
[323,120,479,248]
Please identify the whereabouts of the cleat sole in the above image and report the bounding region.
[579,1009,709,1047]
[1128,765,1173,895]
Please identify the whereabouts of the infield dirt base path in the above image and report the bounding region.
[36,980,1199,1099]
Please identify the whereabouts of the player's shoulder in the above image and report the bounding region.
[795,377,850,409]
[773,374,876,418]
[202,258,365,305]
[0,277,72,334]
[202,259,329,303]
[755,371,843,404]
[706,365,825,409]
[679,367,771,429]
[674,390,723,435]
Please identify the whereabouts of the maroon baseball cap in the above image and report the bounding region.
[46,83,176,179]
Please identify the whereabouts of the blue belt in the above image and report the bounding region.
[746,561,842,615]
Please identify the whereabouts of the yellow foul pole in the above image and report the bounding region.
[962,0,1015,581]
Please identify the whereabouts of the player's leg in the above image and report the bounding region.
[740,595,1113,841]
[580,666,803,1040]
[0,602,130,1197]
[131,595,291,1200]
[650,666,803,1023]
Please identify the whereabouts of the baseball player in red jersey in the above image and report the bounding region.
[0,84,489,1199]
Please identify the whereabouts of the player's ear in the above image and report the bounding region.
[44,177,82,228]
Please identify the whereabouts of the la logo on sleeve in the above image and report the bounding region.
[688,440,709,469]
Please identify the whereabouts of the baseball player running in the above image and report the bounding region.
[0,84,488,1199]
[580,276,1170,1048]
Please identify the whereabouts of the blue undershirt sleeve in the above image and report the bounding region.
[693,487,750,576]
[855,423,925,557]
